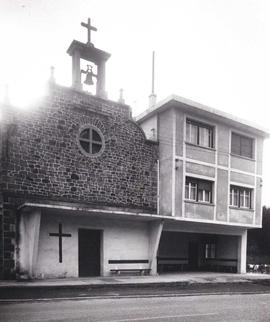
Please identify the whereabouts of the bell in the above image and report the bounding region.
[84,71,94,85]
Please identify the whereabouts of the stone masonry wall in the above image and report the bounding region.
[1,196,16,279]
[0,104,17,278]
[0,117,3,278]
[2,84,158,211]
[0,198,3,278]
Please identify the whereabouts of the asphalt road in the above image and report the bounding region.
[1,293,270,322]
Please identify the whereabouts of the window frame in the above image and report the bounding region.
[185,177,213,204]
[77,124,105,157]
[205,242,216,259]
[186,119,214,149]
[229,185,252,209]
[231,132,254,159]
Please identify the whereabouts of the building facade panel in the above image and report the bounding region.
[158,109,175,216]
[186,144,215,164]
[230,171,255,186]
[174,160,183,217]
[186,162,215,178]
[139,115,157,141]
[175,110,185,157]
[184,202,214,220]
[256,137,264,175]
[255,177,263,226]
[217,124,229,167]
[216,169,228,222]
[229,208,254,225]
[230,155,255,174]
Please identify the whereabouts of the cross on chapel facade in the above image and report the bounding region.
[49,223,72,263]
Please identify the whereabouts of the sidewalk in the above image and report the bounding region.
[1,272,270,288]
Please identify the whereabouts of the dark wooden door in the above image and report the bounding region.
[188,241,199,270]
[78,229,101,277]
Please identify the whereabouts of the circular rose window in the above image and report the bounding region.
[78,125,104,156]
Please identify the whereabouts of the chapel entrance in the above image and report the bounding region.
[78,229,101,277]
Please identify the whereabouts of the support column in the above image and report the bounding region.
[19,209,41,278]
[96,61,107,98]
[148,220,164,275]
[237,230,247,274]
[72,50,82,90]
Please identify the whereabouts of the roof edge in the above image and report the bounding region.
[136,94,270,138]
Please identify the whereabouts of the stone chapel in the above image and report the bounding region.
[0,18,158,279]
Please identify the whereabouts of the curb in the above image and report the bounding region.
[1,290,270,304]
[0,279,257,289]
[1,278,270,292]
[0,280,191,290]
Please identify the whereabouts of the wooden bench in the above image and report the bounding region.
[157,257,188,273]
[110,268,151,276]
[109,259,151,276]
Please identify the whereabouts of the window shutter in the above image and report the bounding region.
[198,181,211,191]
[241,136,253,158]
[231,133,241,155]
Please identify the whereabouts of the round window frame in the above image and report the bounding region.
[77,124,105,157]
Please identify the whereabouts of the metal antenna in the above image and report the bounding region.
[151,51,155,94]
[149,51,157,107]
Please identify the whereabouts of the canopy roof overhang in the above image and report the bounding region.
[18,201,256,232]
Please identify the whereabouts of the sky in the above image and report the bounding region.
[1,0,270,205]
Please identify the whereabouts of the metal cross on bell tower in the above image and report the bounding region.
[81,18,97,46]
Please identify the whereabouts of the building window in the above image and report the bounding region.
[78,125,104,156]
[186,119,214,148]
[231,132,253,159]
[205,243,216,259]
[185,177,213,203]
[230,185,252,209]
